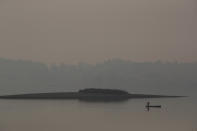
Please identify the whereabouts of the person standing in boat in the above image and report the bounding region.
[146,102,150,111]
[147,102,150,107]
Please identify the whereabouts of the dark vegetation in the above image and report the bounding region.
[0,88,184,102]
[78,88,129,95]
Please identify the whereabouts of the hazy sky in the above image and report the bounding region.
[0,0,196,64]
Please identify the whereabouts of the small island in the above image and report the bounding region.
[0,88,184,102]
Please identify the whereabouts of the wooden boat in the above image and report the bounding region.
[146,102,161,111]
[146,105,161,108]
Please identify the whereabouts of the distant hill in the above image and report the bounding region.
[0,58,196,96]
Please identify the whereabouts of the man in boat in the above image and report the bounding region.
[146,102,150,107]
[146,102,162,111]
[146,102,150,111]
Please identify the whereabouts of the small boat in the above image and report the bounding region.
[147,105,161,108]
[146,102,161,111]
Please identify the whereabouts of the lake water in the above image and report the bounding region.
[0,96,196,131]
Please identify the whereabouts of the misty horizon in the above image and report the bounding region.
[1,57,197,65]
[0,58,196,96]
[0,0,196,131]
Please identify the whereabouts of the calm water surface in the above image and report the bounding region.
[0,96,196,131]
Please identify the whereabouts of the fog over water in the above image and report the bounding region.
[0,58,196,96]
[0,1,196,131]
